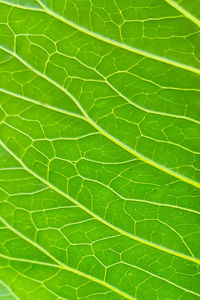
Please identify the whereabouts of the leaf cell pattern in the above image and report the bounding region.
[0,0,200,299]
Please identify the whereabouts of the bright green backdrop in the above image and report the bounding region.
[0,0,200,299]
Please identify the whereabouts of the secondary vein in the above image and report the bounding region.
[165,0,200,27]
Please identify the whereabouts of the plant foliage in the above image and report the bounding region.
[0,0,200,299]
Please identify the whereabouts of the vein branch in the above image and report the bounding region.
[165,0,200,27]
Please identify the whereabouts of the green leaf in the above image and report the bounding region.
[0,0,200,299]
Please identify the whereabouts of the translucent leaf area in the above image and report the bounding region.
[0,0,200,299]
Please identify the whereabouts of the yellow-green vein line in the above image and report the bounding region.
[0,88,85,121]
[0,279,20,300]
[165,0,200,27]
[0,0,43,11]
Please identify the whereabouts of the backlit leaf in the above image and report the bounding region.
[0,0,200,299]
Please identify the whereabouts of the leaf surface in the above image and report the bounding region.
[0,0,200,299]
